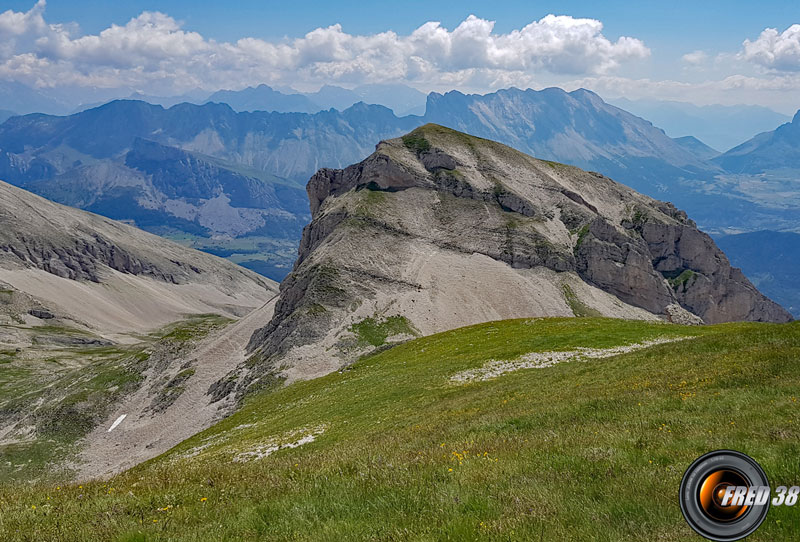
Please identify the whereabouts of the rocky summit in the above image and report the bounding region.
[247,124,791,382]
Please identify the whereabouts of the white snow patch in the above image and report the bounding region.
[451,336,693,383]
[107,414,127,432]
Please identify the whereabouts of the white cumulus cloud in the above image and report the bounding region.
[741,24,800,72]
[681,50,708,66]
[0,2,650,93]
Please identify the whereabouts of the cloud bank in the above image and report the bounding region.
[741,24,800,72]
[0,1,649,92]
[0,1,798,113]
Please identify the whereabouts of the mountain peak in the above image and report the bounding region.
[715,107,800,172]
[568,87,603,102]
[252,125,789,379]
[340,101,399,119]
[421,85,713,207]
[91,99,164,114]
[672,135,721,160]
[402,122,500,147]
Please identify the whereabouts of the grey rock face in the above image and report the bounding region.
[3,233,184,284]
[28,308,55,319]
[576,217,791,324]
[638,223,790,323]
[0,179,274,292]
[248,124,791,377]
[575,218,676,314]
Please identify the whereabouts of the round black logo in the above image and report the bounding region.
[679,450,770,541]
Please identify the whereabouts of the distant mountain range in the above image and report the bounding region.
[0,80,146,116]
[68,83,428,117]
[206,85,320,114]
[206,83,427,116]
[2,79,428,118]
[1,87,745,233]
[0,85,797,306]
[0,99,426,186]
[423,88,715,195]
[0,100,420,279]
[0,81,72,115]
[1,79,790,150]
[609,97,791,152]
[714,110,800,173]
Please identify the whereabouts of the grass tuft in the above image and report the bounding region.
[349,315,416,347]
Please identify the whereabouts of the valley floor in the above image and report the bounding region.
[1,317,799,541]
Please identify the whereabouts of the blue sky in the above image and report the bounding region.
[2,1,800,111]
[8,1,798,48]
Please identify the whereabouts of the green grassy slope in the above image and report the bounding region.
[2,317,799,541]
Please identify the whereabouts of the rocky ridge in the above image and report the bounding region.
[0,180,276,336]
[247,124,790,382]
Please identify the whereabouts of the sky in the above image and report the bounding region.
[2,0,800,112]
